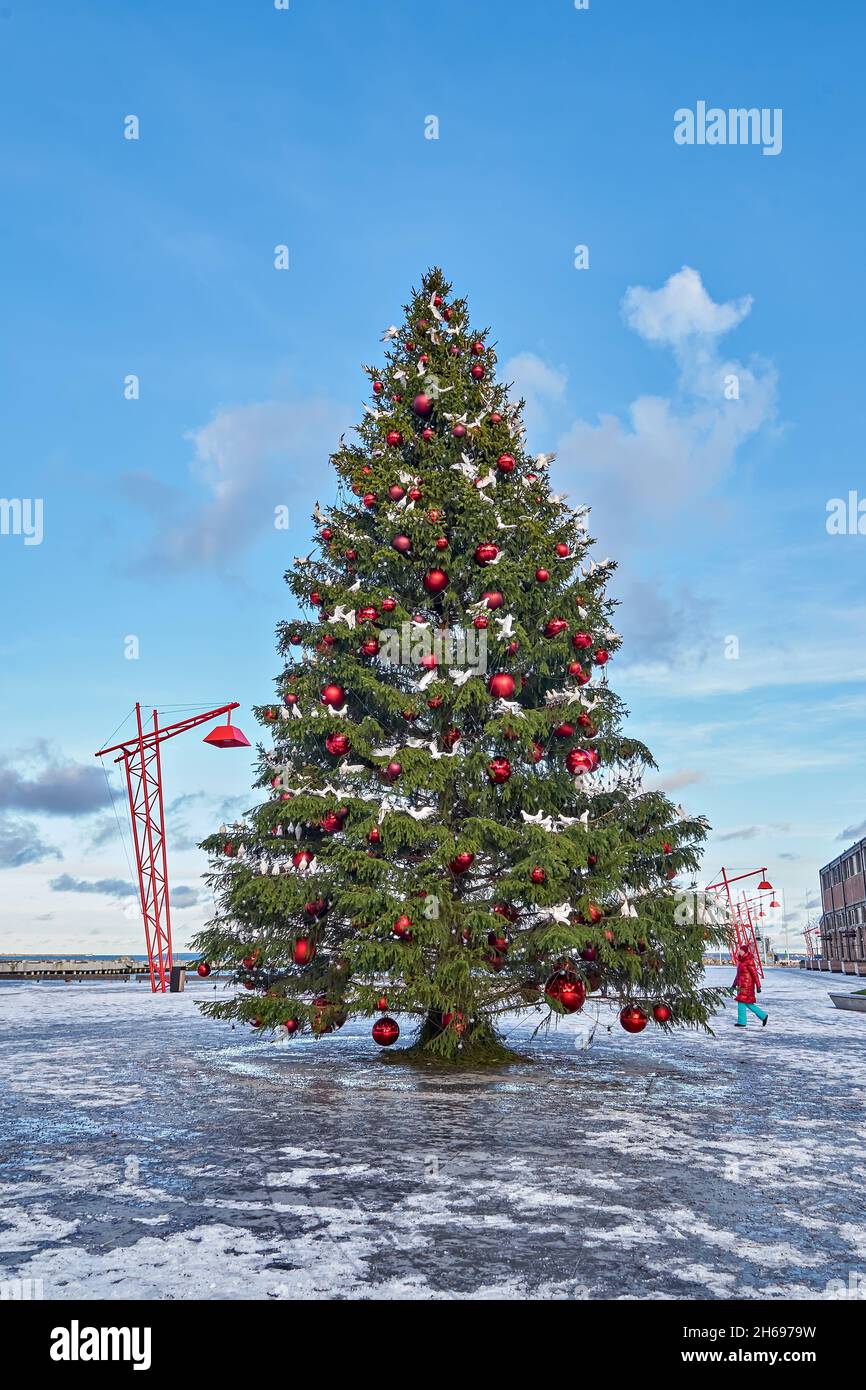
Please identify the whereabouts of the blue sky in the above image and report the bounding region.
[1,0,864,955]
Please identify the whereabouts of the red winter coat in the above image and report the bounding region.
[733,956,761,1004]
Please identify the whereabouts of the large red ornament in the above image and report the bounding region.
[488,672,516,699]
[321,683,346,709]
[544,618,568,638]
[594,648,610,665]
[363,492,376,508]
[482,590,504,609]
[555,543,569,557]
[372,1016,400,1046]
[653,1004,672,1024]
[530,866,546,885]
[368,827,382,844]
[572,631,592,650]
[474,543,499,565]
[283,1018,300,1034]
[320,811,342,833]
[545,971,585,1014]
[386,430,404,447]
[361,639,378,656]
[385,761,402,780]
[423,568,449,595]
[381,596,397,612]
[392,534,412,554]
[413,394,433,415]
[393,914,413,938]
[325,732,350,756]
[196,962,211,978]
[470,364,485,381]
[450,851,475,874]
[356,605,378,624]
[293,937,315,965]
[535,569,549,583]
[620,1005,648,1034]
[488,757,512,784]
[566,748,597,776]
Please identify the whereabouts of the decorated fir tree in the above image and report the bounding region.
[193,269,726,1062]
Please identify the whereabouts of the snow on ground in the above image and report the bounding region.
[1,967,864,1300]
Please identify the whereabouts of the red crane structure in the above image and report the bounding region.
[704,866,776,978]
[95,702,249,993]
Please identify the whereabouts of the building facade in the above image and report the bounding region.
[819,837,866,963]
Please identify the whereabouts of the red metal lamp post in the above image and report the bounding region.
[95,702,249,993]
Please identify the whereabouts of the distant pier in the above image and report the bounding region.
[1,956,140,982]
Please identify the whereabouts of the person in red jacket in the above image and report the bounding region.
[732,945,767,1027]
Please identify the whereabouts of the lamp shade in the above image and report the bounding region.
[758,877,773,890]
[204,723,250,749]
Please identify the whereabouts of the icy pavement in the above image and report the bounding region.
[1,967,865,1300]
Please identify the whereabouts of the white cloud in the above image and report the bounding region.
[501,352,567,437]
[129,397,351,573]
[622,265,752,344]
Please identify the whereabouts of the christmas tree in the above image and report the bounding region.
[193,269,726,1061]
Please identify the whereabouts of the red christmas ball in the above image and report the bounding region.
[530,866,547,885]
[471,341,485,356]
[325,732,350,756]
[373,381,383,395]
[580,945,598,962]
[344,548,358,561]
[293,937,315,965]
[385,761,402,779]
[544,617,568,638]
[372,1016,400,1046]
[197,962,211,978]
[482,590,504,609]
[422,427,435,441]
[474,615,488,629]
[554,723,574,739]
[470,364,485,380]
[393,914,413,937]
[487,931,509,951]
[555,543,569,557]
[368,827,381,844]
[493,902,519,922]
[497,453,515,473]
[653,1004,671,1024]
[435,536,448,551]
[381,596,397,612]
[320,526,332,541]
[572,631,592,650]
[283,1018,300,1034]
[566,748,596,776]
[620,1005,648,1034]
[305,898,327,918]
[441,1010,466,1034]
[363,492,376,508]
[488,757,512,783]
[450,851,475,874]
[452,423,467,438]
[408,486,422,501]
[223,841,236,857]
[423,568,449,595]
[413,393,433,415]
[474,542,499,565]
[388,484,405,501]
[594,648,610,665]
[321,683,346,709]
[386,430,404,447]
[489,411,503,424]
[441,727,461,749]
[419,652,437,670]
[531,741,545,763]
[488,672,516,699]
[392,534,412,554]
[377,995,389,1012]
[536,569,549,583]
[361,638,378,656]
[320,810,342,833]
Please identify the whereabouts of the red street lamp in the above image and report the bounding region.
[96,702,249,993]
